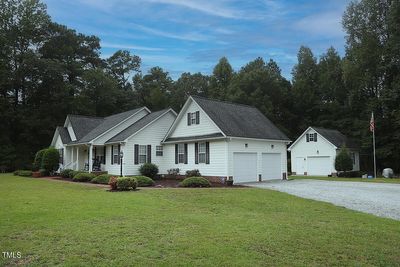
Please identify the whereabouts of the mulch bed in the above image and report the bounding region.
[36,176,246,188]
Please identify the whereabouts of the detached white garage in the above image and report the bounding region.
[307,156,332,176]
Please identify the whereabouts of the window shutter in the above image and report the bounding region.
[111,145,113,165]
[117,144,121,165]
[175,144,178,164]
[195,111,199,124]
[94,147,97,159]
[306,134,309,142]
[103,146,106,164]
[205,142,210,164]
[314,133,317,142]
[187,113,191,126]
[195,142,199,164]
[184,143,188,164]
[134,144,139,165]
[147,145,151,163]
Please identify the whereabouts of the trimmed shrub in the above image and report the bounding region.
[116,177,137,191]
[73,172,95,182]
[180,177,211,188]
[335,146,353,172]
[60,169,74,179]
[109,176,118,190]
[133,176,155,187]
[69,170,83,179]
[33,149,46,171]
[186,169,201,177]
[139,163,159,179]
[41,148,60,173]
[91,174,113,184]
[13,170,32,177]
[337,171,362,178]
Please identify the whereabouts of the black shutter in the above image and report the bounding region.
[195,142,199,164]
[187,113,191,126]
[205,142,210,164]
[306,134,309,142]
[117,144,121,165]
[195,111,199,124]
[147,145,151,163]
[314,133,317,142]
[103,146,106,164]
[184,143,188,164]
[111,145,113,165]
[94,147,97,159]
[134,144,139,165]
[175,144,178,164]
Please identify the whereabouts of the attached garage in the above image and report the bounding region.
[233,152,258,183]
[261,153,281,180]
[307,156,332,176]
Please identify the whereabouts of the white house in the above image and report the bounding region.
[51,96,290,183]
[288,127,360,176]
[161,96,290,183]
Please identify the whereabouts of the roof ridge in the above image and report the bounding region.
[67,114,104,120]
[191,95,257,109]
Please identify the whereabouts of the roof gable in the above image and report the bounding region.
[66,115,104,140]
[106,109,176,143]
[191,96,290,141]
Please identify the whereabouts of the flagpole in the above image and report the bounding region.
[372,112,377,178]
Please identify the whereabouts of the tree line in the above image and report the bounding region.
[1,0,399,172]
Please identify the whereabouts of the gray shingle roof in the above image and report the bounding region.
[56,126,71,144]
[73,107,145,144]
[192,96,290,141]
[164,133,224,142]
[313,127,359,149]
[68,115,104,140]
[106,109,171,143]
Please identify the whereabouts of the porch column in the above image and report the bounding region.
[89,144,93,173]
[76,147,79,171]
[70,147,73,168]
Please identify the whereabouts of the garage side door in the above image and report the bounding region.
[262,153,281,180]
[233,153,257,183]
[307,156,331,176]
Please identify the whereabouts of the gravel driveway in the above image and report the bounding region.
[243,179,400,220]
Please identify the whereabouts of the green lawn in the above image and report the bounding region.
[1,174,399,266]
[290,175,400,184]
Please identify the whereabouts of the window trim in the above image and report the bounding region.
[139,145,147,164]
[191,112,197,125]
[309,133,314,142]
[178,143,185,163]
[156,145,163,156]
[198,142,206,164]
[113,146,119,164]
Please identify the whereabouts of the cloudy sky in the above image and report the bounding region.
[43,0,351,80]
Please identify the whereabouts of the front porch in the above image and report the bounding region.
[64,144,106,173]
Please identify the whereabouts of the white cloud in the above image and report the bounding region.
[294,11,345,38]
[101,42,164,51]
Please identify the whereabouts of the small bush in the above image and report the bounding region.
[41,148,60,173]
[13,170,32,177]
[116,177,137,191]
[337,171,362,178]
[133,176,155,187]
[109,176,118,190]
[91,174,112,184]
[33,149,46,171]
[186,169,201,177]
[180,177,211,188]
[139,163,159,179]
[60,169,74,179]
[69,170,83,179]
[335,146,353,172]
[73,172,95,182]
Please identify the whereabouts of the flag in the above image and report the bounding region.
[370,112,375,132]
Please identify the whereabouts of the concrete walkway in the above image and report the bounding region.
[243,179,400,221]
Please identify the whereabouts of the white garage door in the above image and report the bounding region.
[262,153,281,180]
[233,153,257,183]
[307,156,332,176]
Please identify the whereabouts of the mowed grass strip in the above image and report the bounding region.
[0,174,399,266]
[290,175,400,184]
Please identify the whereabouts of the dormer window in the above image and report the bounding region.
[187,111,200,125]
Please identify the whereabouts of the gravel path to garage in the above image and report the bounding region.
[243,179,400,221]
